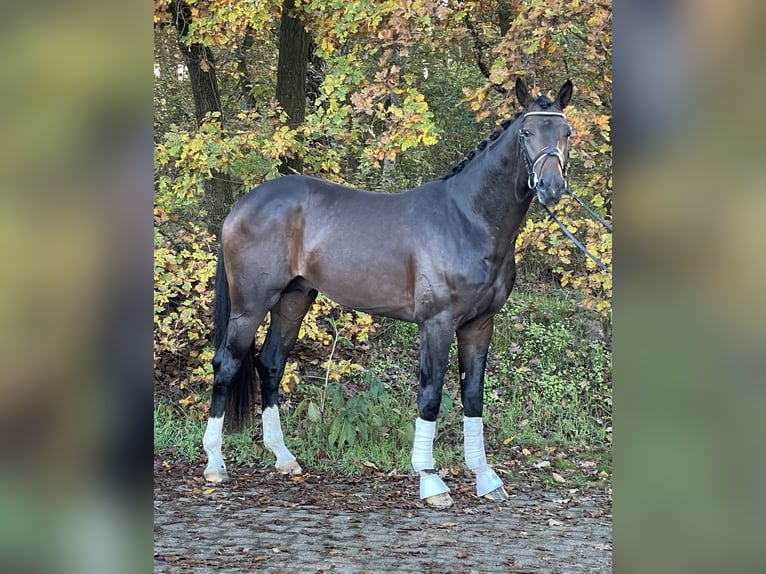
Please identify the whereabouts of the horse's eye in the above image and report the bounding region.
[521,129,531,137]
[566,129,572,137]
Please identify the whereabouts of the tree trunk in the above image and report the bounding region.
[237,30,257,110]
[276,0,310,175]
[169,0,236,238]
[307,38,326,110]
[381,46,402,192]
[497,1,515,37]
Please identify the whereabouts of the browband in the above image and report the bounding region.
[523,111,567,118]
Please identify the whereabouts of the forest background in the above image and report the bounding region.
[153,0,612,479]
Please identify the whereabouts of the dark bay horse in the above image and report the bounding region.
[203,78,574,508]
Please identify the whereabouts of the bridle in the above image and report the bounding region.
[517,110,613,272]
[518,111,570,191]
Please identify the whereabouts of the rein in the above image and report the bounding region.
[565,190,612,232]
[542,201,612,272]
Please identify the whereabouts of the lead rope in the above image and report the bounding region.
[543,205,611,272]
[566,190,612,232]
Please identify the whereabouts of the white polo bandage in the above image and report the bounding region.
[411,417,450,499]
[203,416,225,465]
[262,405,297,467]
[411,417,436,471]
[464,416,503,496]
[463,416,488,471]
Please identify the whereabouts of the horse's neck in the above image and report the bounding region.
[453,147,532,248]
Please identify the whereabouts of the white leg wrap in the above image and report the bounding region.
[203,416,228,482]
[411,418,450,499]
[411,418,436,471]
[464,417,503,497]
[262,405,298,469]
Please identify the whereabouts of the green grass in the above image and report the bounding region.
[154,286,612,479]
[154,403,204,461]
[484,288,612,447]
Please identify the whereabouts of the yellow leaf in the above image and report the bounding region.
[503,436,515,445]
[202,488,215,495]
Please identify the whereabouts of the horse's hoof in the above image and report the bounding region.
[204,467,229,483]
[424,492,454,509]
[276,460,302,475]
[483,485,509,502]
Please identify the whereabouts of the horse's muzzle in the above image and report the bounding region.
[535,180,566,207]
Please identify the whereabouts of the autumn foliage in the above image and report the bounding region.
[154,0,612,407]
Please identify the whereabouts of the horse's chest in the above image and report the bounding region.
[456,255,516,318]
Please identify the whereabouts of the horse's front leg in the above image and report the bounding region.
[457,315,508,502]
[412,315,454,509]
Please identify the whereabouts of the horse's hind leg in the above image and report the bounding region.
[257,285,317,475]
[203,309,266,482]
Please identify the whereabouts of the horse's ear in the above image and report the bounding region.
[515,77,531,108]
[557,80,573,109]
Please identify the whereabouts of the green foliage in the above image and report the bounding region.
[154,109,291,215]
[486,289,612,445]
[153,209,218,419]
[154,402,204,461]
[294,370,402,451]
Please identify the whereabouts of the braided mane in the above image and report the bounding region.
[442,95,555,180]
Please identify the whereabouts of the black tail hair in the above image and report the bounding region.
[212,246,256,431]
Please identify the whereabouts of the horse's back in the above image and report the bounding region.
[225,174,445,242]
[220,175,448,319]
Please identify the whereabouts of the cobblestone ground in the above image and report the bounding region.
[154,463,611,573]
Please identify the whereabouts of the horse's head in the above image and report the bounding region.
[515,78,573,207]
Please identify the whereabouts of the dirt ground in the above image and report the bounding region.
[154,460,611,573]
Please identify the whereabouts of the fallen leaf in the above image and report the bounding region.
[552,472,566,484]
[202,488,216,495]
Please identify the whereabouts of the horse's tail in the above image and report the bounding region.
[212,245,256,431]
